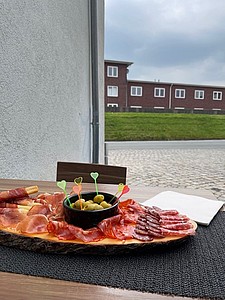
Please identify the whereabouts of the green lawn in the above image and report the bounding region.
[105,112,225,141]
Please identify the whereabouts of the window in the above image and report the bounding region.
[107,103,118,108]
[195,90,204,99]
[107,86,118,97]
[213,91,222,100]
[154,88,165,97]
[131,86,142,96]
[107,66,118,77]
[175,89,185,98]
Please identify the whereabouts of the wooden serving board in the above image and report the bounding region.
[0,221,197,255]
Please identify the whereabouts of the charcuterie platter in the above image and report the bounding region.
[0,176,197,255]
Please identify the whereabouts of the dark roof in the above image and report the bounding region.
[104,59,133,66]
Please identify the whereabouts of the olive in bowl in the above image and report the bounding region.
[63,192,119,229]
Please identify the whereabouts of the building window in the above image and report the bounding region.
[154,88,165,97]
[107,86,118,97]
[131,86,142,96]
[175,89,185,98]
[213,91,222,100]
[195,90,204,99]
[107,66,118,77]
[107,103,118,108]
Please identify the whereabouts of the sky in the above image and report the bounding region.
[104,0,225,86]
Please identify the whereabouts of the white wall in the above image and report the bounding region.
[0,0,104,180]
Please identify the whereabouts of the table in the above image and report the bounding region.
[0,178,224,300]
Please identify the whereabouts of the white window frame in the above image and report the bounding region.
[107,86,118,97]
[213,91,222,101]
[175,89,185,99]
[131,86,142,96]
[107,66,118,77]
[195,90,204,100]
[154,88,165,97]
[107,103,118,108]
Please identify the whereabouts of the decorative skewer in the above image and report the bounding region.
[56,180,71,206]
[109,183,124,204]
[73,177,83,209]
[117,185,130,201]
[90,172,99,195]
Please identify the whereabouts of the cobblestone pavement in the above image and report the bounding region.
[107,146,225,202]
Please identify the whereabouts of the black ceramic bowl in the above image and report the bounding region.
[63,192,119,229]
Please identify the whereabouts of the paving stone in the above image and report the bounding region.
[108,148,225,202]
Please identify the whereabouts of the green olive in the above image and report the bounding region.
[73,199,85,209]
[83,203,96,210]
[93,204,104,210]
[93,194,104,203]
[100,201,112,209]
[85,200,94,204]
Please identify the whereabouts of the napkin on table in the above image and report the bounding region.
[142,191,224,226]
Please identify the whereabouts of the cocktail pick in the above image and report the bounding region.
[57,180,71,206]
[117,185,130,200]
[74,177,83,185]
[109,183,124,203]
[74,177,83,197]
[72,184,82,195]
[90,172,99,195]
[72,184,83,209]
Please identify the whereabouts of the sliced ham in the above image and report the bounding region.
[0,207,27,227]
[27,204,51,216]
[16,214,49,233]
[37,192,65,217]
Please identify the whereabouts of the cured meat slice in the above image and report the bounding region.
[16,214,49,233]
[27,204,51,216]
[47,220,105,242]
[97,215,122,238]
[152,206,179,215]
[12,198,36,206]
[161,222,193,230]
[0,208,27,227]
[98,215,135,240]
[0,186,38,203]
[47,221,75,240]
[160,215,190,222]
[37,192,65,217]
[132,230,153,241]
[0,203,18,208]
[68,225,105,242]
[160,226,196,236]
[119,199,144,223]
[0,188,28,202]
[133,205,196,241]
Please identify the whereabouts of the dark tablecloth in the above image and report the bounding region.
[0,212,225,300]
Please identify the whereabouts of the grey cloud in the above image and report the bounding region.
[105,0,225,85]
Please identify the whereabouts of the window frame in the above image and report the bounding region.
[194,90,204,100]
[107,66,118,77]
[175,89,185,99]
[107,86,118,97]
[154,87,165,98]
[130,86,143,97]
[213,91,222,101]
[107,103,119,108]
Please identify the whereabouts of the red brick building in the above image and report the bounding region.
[105,60,225,112]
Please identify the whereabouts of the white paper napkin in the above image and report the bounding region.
[142,191,224,226]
